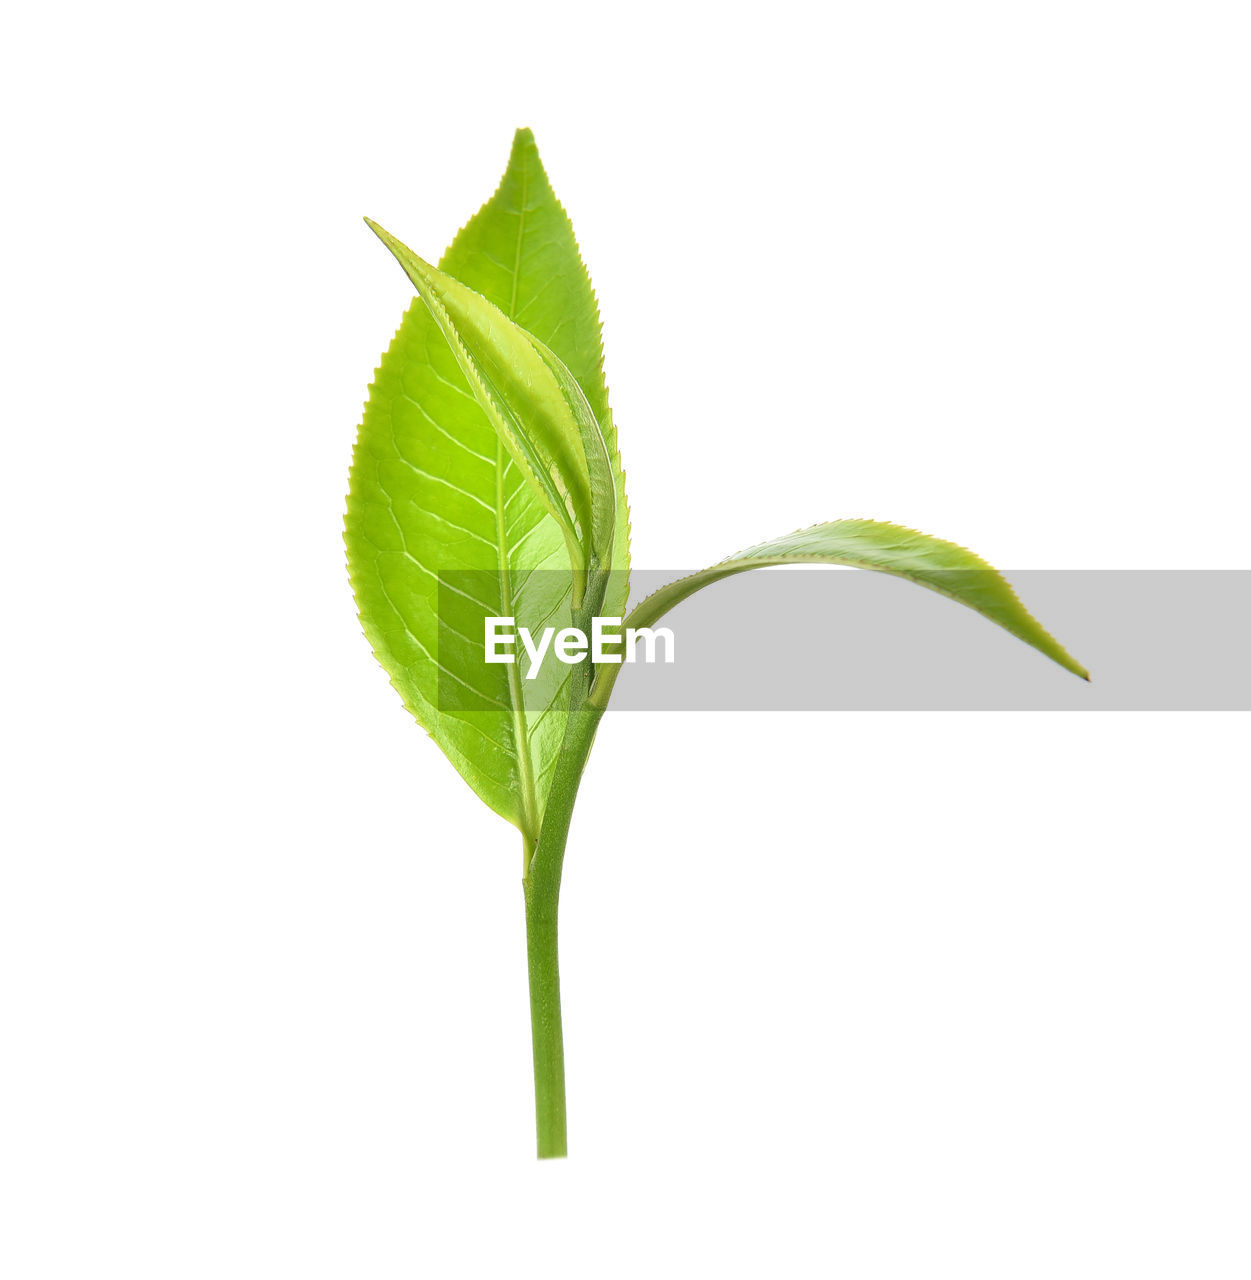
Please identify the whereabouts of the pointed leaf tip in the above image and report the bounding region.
[364,217,420,267]
[508,128,542,172]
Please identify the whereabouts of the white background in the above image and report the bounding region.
[3,2,1249,1276]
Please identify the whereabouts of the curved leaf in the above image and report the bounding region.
[590,518,1088,706]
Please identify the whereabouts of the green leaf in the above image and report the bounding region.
[346,130,630,839]
[590,518,1088,706]
[441,128,631,616]
[364,220,615,604]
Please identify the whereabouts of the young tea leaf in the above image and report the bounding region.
[590,518,1089,706]
[347,133,631,841]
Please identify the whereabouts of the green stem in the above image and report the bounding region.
[523,701,603,1158]
[519,701,601,1162]
[523,872,565,1158]
[521,578,608,1159]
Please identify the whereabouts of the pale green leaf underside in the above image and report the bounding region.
[591,518,1088,706]
[346,129,629,837]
